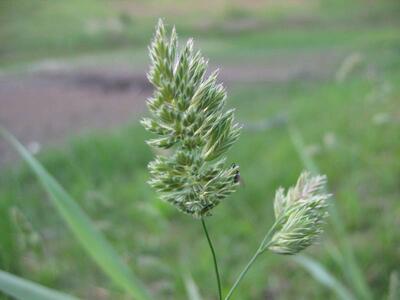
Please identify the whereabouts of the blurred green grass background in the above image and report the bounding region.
[0,0,399,299]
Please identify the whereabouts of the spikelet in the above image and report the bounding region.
[268,172,331,255]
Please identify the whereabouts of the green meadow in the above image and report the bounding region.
[0,0,399,299]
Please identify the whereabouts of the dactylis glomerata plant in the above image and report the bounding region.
[142,20,331,300]
[141,19,241,219]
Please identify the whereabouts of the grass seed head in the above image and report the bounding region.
[143,20,241,218]
[268,172,331,255]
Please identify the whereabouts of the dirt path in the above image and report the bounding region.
[0,66,152,167]
[0,52,339,167]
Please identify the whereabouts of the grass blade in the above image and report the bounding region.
[293,255,355,300]
[0,128,152,300]
[288,125,372,300]
[388,271,399,300]
[183,273,203,300]
[0,269,78,300]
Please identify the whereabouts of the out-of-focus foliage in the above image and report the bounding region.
[0,270,77,300]
[0,0,399,299]
[0,128,151,300]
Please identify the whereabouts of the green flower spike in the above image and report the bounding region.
[142,20,241,218]
[268,172,331,255]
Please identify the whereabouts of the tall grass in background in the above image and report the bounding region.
[1,123,394,300]
[0,128,151,300]
[288,125,372,300]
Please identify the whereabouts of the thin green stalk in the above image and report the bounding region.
[201,217,222,300]
[225,249,261,300]
[225,221,279,300]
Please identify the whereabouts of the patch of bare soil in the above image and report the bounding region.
[0,66,152,167]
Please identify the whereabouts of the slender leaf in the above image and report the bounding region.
[293,255,355,300]
[388,271,399,300]
[0,269,77,300]
[0,128,152,300]
[183,273,203,300]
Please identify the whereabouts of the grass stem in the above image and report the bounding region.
[201,217,222,300]
[225,222,278,300]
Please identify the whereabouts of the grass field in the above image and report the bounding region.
[0,0,399,299]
